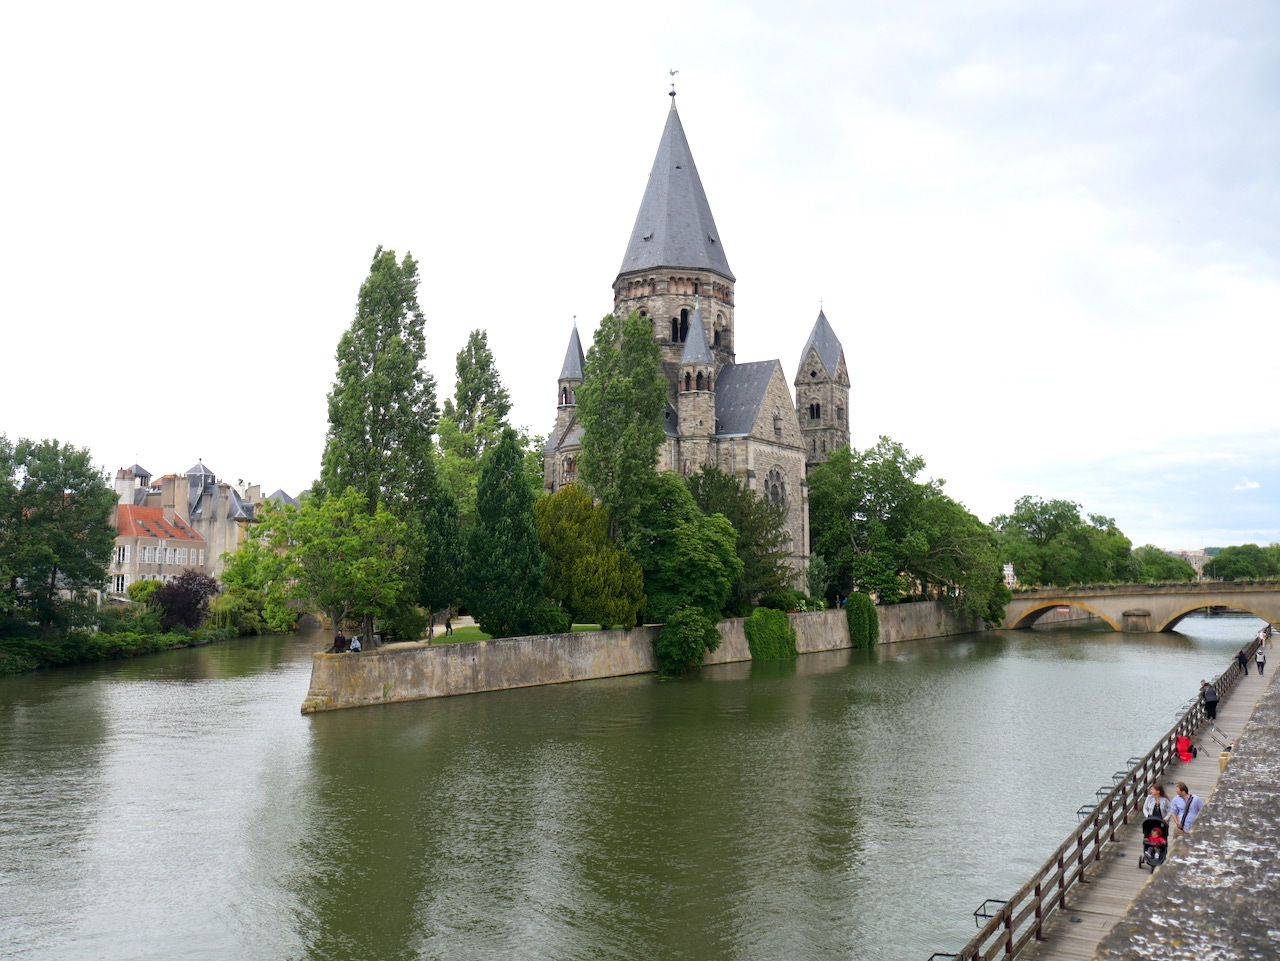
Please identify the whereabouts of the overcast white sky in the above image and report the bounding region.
[3,0,1277,551]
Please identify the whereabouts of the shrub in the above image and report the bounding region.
[654,606,721,673]
[758,588,808,612]
[744,607,798,660]
[845,591,880,648]
[98,602,162,635]
[534,601,572,636]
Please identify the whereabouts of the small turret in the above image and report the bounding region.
[794,309,851,467]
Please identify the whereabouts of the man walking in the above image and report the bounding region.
[1171,782,1205,834]
[1237,649,1249,675]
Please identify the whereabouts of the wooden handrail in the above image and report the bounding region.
[934,642,1254,960]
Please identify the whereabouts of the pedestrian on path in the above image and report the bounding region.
[1200,680,1219,721]
[1237,649,1249,675]
[1170,782,1205,834]
[1142,783,1172,820]
[1257,645,1266,676]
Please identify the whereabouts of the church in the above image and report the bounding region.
[543,94,851,581]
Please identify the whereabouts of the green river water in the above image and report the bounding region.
[0,615,1264,961]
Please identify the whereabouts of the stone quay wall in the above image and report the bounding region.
[301,601,981,713]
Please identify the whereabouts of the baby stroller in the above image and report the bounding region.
[1138,817,1168,872]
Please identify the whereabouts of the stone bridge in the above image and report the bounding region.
[1003,581,1280,633]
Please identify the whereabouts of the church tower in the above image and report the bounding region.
[612,96,736,404]
[676,301,717,473]
[794,310,851,466]
[543,325,585,492]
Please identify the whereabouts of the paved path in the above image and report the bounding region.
[1016,657,1276,961]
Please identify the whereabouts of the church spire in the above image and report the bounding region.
[618,100,734,281]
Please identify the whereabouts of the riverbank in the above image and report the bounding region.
[0,625,247,676]
[302,600,984,712]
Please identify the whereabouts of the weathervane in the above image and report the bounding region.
[669,68,679,98]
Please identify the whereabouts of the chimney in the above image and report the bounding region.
[114,468,135,505]
[161,475,178,523]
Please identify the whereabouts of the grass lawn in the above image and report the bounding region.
[421,624,623,644]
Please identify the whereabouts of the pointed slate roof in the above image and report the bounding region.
[714,361,780,436]
[618,103,734,281]
[680,304,715,365]
[796,310,844,378]
[559,325,585,380]
[266,489,300,508]
[185,461,216,514]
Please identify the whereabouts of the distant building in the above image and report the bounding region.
[105,462,295,597]
[1168,549,1210,575]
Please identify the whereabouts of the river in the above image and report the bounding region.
[0,615,1264,961]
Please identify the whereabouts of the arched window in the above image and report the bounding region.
[696,371,704,391]
[837,407,844,423]
[766,468,787,510]
[680,308,689,342]
[684,372,692,391]
[671,318,679,342]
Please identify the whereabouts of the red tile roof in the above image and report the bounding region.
[116,505,205,541]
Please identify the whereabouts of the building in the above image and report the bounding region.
[106,462,278,596]
[543,95,851,579]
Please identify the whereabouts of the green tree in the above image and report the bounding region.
[438,329,519,519]
[320,247,440,513]
[992,495,1133,586]
[0,437,116,638]
[320,247,440,640]
[418,484,462,622]
[1129,545,1197,583]
[686,466,791,616]
[219,538,297,633]
[809,437,1009,621]
[462,429,546,638]
[806,553,831,602]
[440,329,512,458]
[626,472,742,625]
[577,312,667,538]
[534,483,644,627]
[256,489,408,640]
[1203,544,1277,581]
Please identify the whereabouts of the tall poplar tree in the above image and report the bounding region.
[438,328,522,520]
[320,247,440,642]
[439,329,512,459]
[320,247,439,514]
[576,312,667,539]
[462,429,545,638]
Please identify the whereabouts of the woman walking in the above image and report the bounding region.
[1257,644,1266,676]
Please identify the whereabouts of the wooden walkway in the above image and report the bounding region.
[1015,660,1276,961]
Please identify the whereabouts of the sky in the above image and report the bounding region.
[2,0,1277,551]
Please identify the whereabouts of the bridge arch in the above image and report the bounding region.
[1157,603,1276,633]
[1008,601,1121,632]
